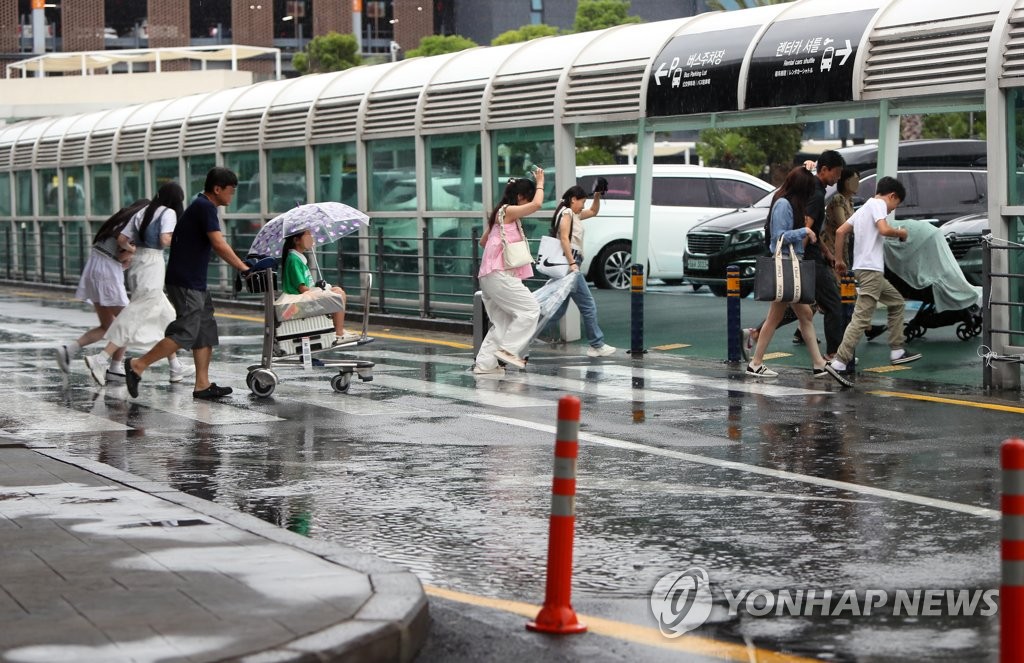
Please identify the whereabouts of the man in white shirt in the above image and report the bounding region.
[828,176,921,383]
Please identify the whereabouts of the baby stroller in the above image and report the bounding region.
[883,220,982,342]
[241,263,375,398]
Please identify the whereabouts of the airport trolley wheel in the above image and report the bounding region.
[248,368,278,398]
[331,372,352,394]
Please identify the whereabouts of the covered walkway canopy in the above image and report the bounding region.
[1,0,1023,385]
[5,44,282,79]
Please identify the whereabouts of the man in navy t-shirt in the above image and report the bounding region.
[125,167,252,400]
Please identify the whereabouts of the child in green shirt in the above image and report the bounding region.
[281,230,354,344]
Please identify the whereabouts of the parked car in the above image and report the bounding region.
[574,164,773,289]
[852,168,987,225]
[942,213,990,286]
[684,140,991,296]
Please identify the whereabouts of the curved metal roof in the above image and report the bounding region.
[0,0,1021,160]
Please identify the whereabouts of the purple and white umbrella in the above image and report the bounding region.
[249,202,369,257]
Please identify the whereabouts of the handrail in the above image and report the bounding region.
[981,236,1024,388]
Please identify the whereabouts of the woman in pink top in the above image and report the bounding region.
[473,170,545,375]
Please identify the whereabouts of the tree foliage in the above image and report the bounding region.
[573,0,642,33]
[491,24,559,46]
[406,34,478,58]
[293,32,362,75]
[697,124,804,182]
[921,112,986,140]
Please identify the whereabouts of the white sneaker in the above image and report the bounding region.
[587,344,616,358]
[494,349,526,369]
[169,363,196,383]
[472,364,505,376]
[55,345,71,373]
[84,354,109,386]
[104,369,126,383]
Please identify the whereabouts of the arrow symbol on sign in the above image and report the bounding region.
[836,39,852,66]
[655,62,669,85]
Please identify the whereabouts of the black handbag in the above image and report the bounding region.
[754,237,815,304]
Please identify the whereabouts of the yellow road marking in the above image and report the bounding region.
[763,352,791,360]
[869,390,1024,414]
[863,365,909,374]
[652,343,690,350]
[425,585,817,662]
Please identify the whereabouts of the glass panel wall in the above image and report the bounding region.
[314,143,357,207]
[491,127,556,211]
[267,146,307,213]
[225,151,261,213]
[1009,91,1024,343]
[366,137,416,211]
[39,168,57,216]
[15,171,32,216]
[427,133,482,211]
[0,173,10,216]
[187,155,216,199]
[63,167,86,216]
[90,164,114,217]
[152,158,180,192]
[119,161,144,206]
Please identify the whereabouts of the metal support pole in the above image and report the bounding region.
[984,242,993,389]
[421,225,431,318]
[376,226,386,313]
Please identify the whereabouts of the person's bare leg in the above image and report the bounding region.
[793,304,826,368]
[191,346,213,392]
[76,304,123,348]
[128,338,181,377]
[750,302,788,366]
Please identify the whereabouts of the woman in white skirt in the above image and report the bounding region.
[472,170,544,375]
[82,183,194,386]
[55,200,150,377]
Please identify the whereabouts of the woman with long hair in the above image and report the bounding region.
[55,198,150,377]
[746,166,847,386]
[472,168,544,375]
[542,183,614,356]
[82,183,193,385]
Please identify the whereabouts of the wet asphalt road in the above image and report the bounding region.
[0,287,1013,662]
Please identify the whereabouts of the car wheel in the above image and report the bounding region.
[592,241,632,290]
[709,284,728,297]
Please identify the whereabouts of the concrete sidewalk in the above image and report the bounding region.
[0,439,428,663]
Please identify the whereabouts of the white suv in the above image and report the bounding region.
[574,165,773,289]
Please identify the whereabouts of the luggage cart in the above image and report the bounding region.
[245,269,375,397]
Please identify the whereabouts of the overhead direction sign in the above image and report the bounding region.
[646,26,759,117]
[745,9,876,109]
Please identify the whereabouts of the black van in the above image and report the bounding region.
[682,140,989,296]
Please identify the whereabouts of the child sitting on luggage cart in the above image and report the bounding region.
[280,230,357,346]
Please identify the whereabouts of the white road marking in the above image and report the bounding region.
[565,364,832,396]
[470,413,1000,520]
[265,381,427,416]
[0,392,131,433]
[97,386,285,425]
[379,374,553,408]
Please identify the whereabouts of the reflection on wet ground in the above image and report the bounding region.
[0,292,1009,660]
